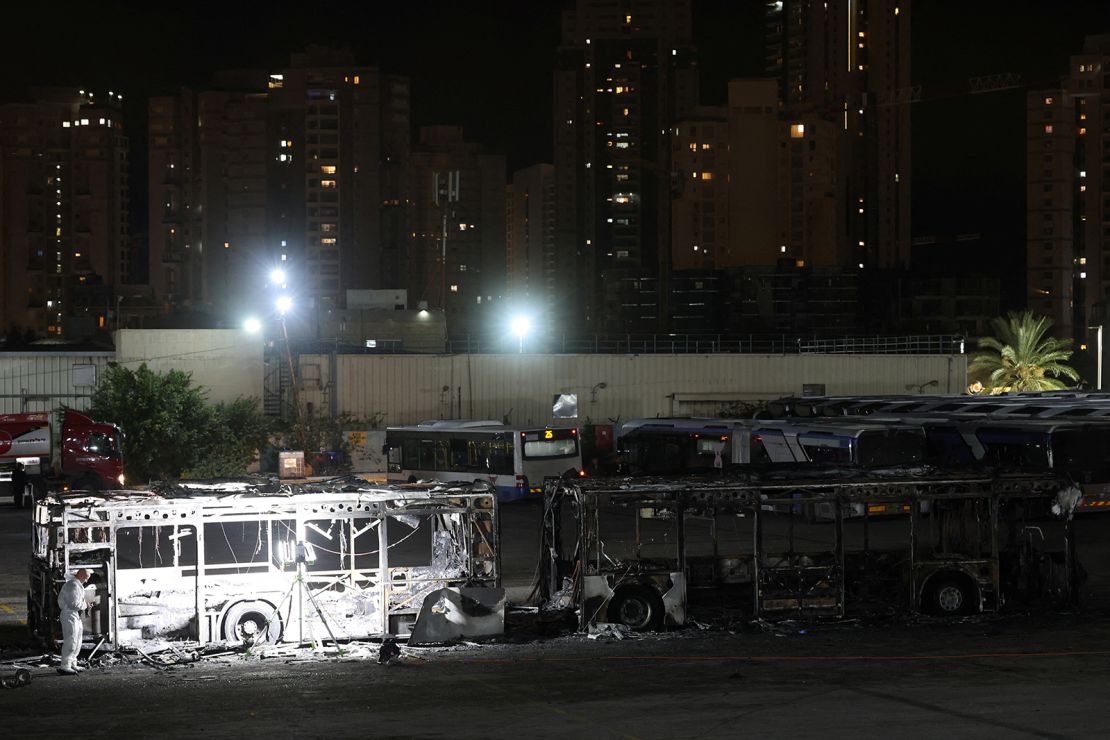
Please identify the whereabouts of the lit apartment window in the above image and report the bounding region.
[1044,125,1053,134]
[689,142,697,152]
[269,74,284,89]
[701,172,714,180]
[616,86,624,94]
[625,14,631,23]
[321,165,337,174]
[1080,257,1088,265]
[321,179,337,189]
[321,238,337,245]
[795,259,806,268]
[701,143,711,150]
[1080,127,1088,135]
[623,107,630,116]
[790,123,805,138]
[450,284,459,293]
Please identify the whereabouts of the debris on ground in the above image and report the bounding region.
[378,638,402,665]
[1,669,32,689]
[587,622,635,640]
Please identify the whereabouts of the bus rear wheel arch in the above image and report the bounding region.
[221,600,283,645]
[608,585,665,631]
[922,573,978,617]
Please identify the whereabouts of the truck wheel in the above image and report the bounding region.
[924,576,975,616]
[608,586,665,630]
[222,601,282,645]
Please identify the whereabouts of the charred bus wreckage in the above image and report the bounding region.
[28,480,503,651]
[538,471,1082,631]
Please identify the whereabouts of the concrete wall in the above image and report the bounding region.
[114,329,264,404]
[296,352,967,428]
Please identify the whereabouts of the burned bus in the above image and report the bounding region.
[28,480,503,649]
[538,472,1081,631]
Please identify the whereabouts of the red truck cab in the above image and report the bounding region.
[60,411,124,489]
[3,410,123,504]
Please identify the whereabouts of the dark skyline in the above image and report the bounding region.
[4,2,1110,250]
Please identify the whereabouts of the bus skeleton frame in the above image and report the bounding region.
[29,480,502,649]
[539,471,1082,630]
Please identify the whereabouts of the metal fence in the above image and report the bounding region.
[443,334,966,356]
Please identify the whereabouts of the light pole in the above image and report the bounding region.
[275,293,308,454]
[1089,325,1104,391]
[511,316,530,354]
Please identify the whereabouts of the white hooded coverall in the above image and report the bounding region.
[57,573,86,671]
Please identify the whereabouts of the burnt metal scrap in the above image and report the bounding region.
[28,479,502,653]
[539,470,1082,632]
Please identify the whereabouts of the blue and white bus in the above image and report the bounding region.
[617,417,927,475]
[385,420,584,502]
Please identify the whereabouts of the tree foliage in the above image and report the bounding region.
[968,311,1080,393]
[89,363,270,482]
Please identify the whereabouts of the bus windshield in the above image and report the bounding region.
[522,429,579,459]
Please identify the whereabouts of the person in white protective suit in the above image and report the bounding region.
[57,569,90,675]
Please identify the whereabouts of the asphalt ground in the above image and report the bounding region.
[3,497,1110,738]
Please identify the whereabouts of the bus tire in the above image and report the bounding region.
[923,574,976,617]
[608,586,665,631]
[222,600,283,645]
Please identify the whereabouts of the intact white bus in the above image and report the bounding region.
[385,420,584,502]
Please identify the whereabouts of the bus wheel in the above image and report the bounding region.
[608,586,664,630]
[924,575,975,616]
[222,601,282,645]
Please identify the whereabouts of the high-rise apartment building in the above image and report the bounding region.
[1027,35,1110,343]
[0,88,129,337]
[409,126,506,334]
[554,0,699,334]
[765,0,911,272]
[506,164,557,324]
[149,47,410,324]
[670,107,728,271]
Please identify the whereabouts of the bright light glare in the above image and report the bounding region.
[243,317,262,334]
[511,316,531,337]
[276,295,293,314]
[270,268,287,285]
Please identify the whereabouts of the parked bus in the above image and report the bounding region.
[385,420,584,502]
[539,473,1080,630]
[28,480,502,649]
[617,417,927,475]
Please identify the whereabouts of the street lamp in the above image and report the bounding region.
[243,317,262,334]
[270,268,287,287]
[276,295,293,315]
[510,315,530,353]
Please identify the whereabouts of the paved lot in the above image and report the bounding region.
[3,497,1110,738]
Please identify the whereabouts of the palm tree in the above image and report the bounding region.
[969,311,1080,394]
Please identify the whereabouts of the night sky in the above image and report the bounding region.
[5,0,1110,303]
